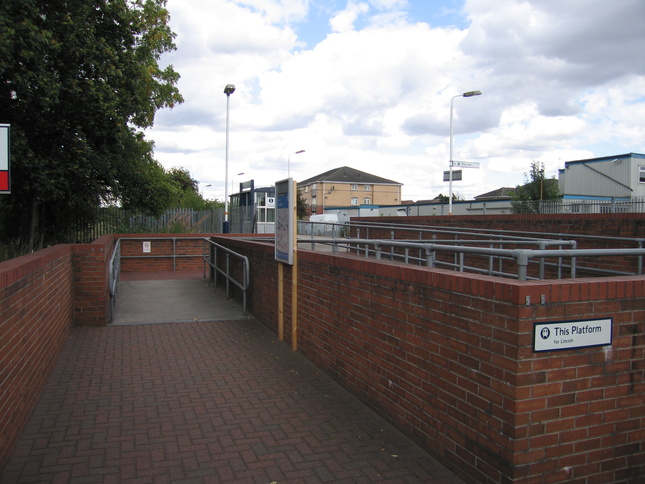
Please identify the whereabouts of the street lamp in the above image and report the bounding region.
[288,149,305,178]
[231,172,244,195]
[449,90,481,216]
[201,183,212,196]
[223,84,235,233]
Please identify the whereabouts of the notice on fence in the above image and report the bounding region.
[533,318,612,352]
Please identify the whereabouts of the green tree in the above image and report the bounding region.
[165,167,216,210]
[511,161,561,214]
[0,0,183,248]
[296,189,309,219]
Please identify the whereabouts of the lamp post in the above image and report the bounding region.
[449,90,481,216]
[201,183,212,196]
[231,172,244,195]
[288,149,305,178]
[223,84,236,233]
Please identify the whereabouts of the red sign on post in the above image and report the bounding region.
[0,124,9,194]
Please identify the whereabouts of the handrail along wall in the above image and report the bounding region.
[108,238,121,322]
[204,238,250,316]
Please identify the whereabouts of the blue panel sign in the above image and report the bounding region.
[275,178,294,265]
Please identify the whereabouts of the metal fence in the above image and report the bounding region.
[68,207,226,243]
[538,197,645,214]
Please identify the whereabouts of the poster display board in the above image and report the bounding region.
[0,124,10,194]
[275,178,295,265]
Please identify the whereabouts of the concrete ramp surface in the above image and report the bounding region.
[112,278,246,325]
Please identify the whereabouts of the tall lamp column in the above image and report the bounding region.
[449,90,482,216]
[223,84,236,233]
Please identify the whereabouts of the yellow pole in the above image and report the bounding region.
[291,249,298,351]
[278,262,284,340]
[291,180,298,351]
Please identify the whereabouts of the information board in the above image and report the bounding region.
[275,178,295,265]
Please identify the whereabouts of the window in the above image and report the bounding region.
[363,198,371,205]
[640,166,645,183]
[351,184,358,190]
[364,185,372,191]
[351,197,359,205]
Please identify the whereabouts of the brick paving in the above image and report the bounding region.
[1,275,464,484]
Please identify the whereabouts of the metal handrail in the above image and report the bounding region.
[203,239,250,316]
[108,238,121,322]
[348,219,645,246]
[297,219,645,278]
[301,237,645,281]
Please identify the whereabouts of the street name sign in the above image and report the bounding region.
[451,161,480,168]
[533,318,612,352]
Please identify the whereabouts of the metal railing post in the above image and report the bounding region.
[225,253,230,299]
[516,250,530,281]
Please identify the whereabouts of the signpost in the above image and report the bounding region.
[275,178,298,351]
[0,124,9,194]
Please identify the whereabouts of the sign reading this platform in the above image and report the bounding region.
[533,318,612,352]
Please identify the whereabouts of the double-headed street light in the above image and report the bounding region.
[449,90,482,216]
[223,84,235,233]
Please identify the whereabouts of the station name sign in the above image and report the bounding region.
[533,318,612,352]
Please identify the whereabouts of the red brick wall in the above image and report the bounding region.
[357,212,645,240]
[215,236,645,483]
[73,234,114,326]
[0,245,75,469]
[118,234,206,272]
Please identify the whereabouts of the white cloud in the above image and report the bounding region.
[147,0,645,203]
[330,2,369,32]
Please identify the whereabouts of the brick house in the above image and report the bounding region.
[298,166,402,215]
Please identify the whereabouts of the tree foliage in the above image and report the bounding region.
[166,167,222,210]
[511,161,561,214]
[296,189,308,219]
[0,0,183,247]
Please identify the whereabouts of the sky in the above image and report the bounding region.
[145,0,645,203]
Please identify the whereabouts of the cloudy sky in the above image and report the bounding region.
[146,0,645,203]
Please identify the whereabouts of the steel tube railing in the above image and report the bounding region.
[203,239,250,316]
[300,237,645,281]
[108,238,121,322]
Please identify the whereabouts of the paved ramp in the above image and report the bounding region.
[2,270,465,483]
[112,275,247,325]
